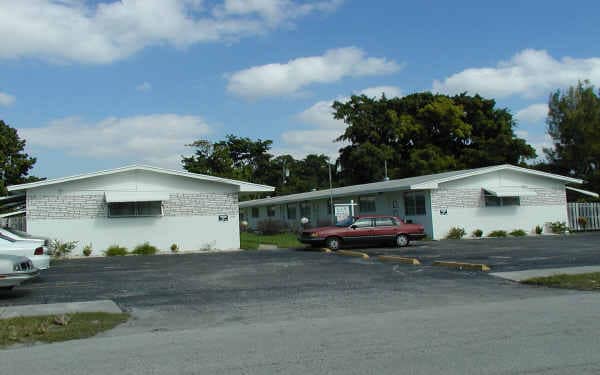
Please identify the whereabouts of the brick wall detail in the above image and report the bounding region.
[27,192,238,220]
[430,188,566,210]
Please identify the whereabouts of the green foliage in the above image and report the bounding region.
[105,245,128,256]
[257,219,287,235]
[472,229,483,238]
[50,239,78,258]
[0,120,41,195]
[522,272,600,290]
[543,81,600,196]
[509,229,527,237]
[170,243,179,253]
[131,242,158,255]
[240,232,302,250]
[82,244,93,257]
[332,92,536,184]
[488,230,507,237]
[550,221,567,234]
[535,225,543,235]
[445,227,466,240]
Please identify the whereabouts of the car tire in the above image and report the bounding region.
[395,234,409,247]
[0,286,14,291]
[325,237,342,251]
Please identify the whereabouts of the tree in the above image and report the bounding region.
[544,81,600,194]
[0,120,39,195]
[333,93,536,185]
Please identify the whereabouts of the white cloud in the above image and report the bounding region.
[19,114,211,168]
[227,47,401,98]
[0,0,342,64]
[433,49,600,99]
[136,82,152,92]
[515,103,548,124]
[0,91,15,106]
[278,85,401,158]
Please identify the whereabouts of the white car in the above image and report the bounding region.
[0,227,50,270]
[0,254,39,290]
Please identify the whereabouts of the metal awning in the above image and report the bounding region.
[104,192,170,203]
[0,210,26,218]
[483,187,537,197]
[566,186,599,198]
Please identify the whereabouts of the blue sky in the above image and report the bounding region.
[1,0,599,178]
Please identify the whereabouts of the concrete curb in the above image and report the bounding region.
[491,265,600,282]
[433,261,491,272]
[377,255,421,265]
[320,248,333,253]
[0,300,122,319]
[336,250,369,259]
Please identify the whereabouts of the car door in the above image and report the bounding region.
[373,217,398,243]
[343,218,374,244]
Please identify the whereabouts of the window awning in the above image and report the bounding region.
[483,187,537,197]
[105,192,170,203]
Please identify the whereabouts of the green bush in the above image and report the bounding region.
[170,243,179,253]
[535,225,543,235]
[577,217,588,229]
[472,229,483,238]
[445,227,466,240]
[50,239,79,258]
[82,244,93,257]
[105,245,128,256]
[131,242,158,255]
[550,221,567,234]
[257,219,287,235]
[509,229,527,237]
[488,230,507,238]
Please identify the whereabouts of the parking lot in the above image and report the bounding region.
[2,233,598,333]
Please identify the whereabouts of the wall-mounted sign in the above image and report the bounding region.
[439,207,448,216]
[218,215,229,222]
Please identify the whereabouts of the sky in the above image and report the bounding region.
[1,0,600,179]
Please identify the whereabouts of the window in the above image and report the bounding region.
[484,193,520,207]
[352,218,373,228]
[108,201,162,218]
[404,192,426,216]
[251,207,259,218]
[375,217,397,227]
[300,202,311,218]
[359,196,376,212]
[267,206,276,217]
[287,204,297,220]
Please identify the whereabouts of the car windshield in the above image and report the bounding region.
[335,217,356,227]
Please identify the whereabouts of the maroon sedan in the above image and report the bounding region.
[299,215,426,250]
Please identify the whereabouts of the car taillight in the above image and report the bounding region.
[34,247,44,255]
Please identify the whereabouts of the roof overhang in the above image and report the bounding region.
[484,187,537,197]
[105,192,170,203]
[566,186,599,198]
[0,210,26,218]
[7,165,274,193]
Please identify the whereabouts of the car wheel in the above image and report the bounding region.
[325,237,341,251]
[396,234,409,247]
[0,286,14,291]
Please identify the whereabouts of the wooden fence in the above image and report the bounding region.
[568,202,600,231]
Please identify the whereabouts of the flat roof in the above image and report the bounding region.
[240,164,583,208]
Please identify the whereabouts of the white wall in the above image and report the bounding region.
[26,170,242,255]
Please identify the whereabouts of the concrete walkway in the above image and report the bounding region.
[491,265,600,282]
[0,300,122,319]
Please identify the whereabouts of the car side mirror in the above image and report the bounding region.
[350,225,357,230]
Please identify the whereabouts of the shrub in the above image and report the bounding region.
[50,239,79,258]
[577,216,588,229]
[257,219,287,235]
[170,243,179,253]
[105,245,128,256]
[131,242,158,255]
[488,230,507,238]
[472,229,483,238]
[535,225,543,235]
[82,244,93,257]
[509,229,527,237]
[550,221,567,234]
[445,227,466,240]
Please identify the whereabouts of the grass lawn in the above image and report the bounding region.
[240,232,304,250]
[0,312,129,348]
[522,272,600,291]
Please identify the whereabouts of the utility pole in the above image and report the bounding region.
[328,163,334,224]
[383,160,389,181]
